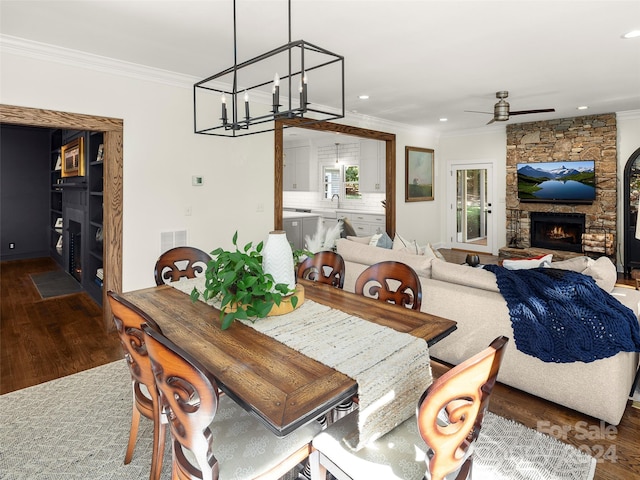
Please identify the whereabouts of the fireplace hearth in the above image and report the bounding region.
[530,212,585,253]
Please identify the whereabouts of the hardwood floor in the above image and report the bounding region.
[0,257,122,394]
[1,256,638,479]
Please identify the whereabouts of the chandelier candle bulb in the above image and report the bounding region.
[244,90,250,119]
[273,73,280,111]
[300,72,308,109]
[220,94,228,123]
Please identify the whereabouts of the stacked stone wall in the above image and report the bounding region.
[505,114,617,260]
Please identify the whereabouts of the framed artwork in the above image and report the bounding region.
[405,146,434,202]
[61,136,85,177]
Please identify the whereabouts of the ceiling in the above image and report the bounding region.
[1,0,639,135]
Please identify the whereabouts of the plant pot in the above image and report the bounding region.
[222,284,305,317]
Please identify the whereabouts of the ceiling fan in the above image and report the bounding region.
[467,91,556,124]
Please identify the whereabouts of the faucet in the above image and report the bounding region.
[331,193,341,209]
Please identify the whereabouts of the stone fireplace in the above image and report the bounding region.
[501,114,618,261]
[529,212,585,253]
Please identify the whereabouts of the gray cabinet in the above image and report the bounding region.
[283,215,319,250]
[283,146,310,191]
[359,140,385,193]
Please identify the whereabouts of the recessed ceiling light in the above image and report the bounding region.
[439,118,448,122]
[358,95,369,100]
[577,106,589,110]
[622,30,640,39]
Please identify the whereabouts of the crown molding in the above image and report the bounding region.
[616,110,640,121]
[0,34,198,89]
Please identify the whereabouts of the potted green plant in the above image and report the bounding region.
[190,231,298,330]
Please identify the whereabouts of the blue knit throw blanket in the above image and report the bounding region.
[483,265,640,363]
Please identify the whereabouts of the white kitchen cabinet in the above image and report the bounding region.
[338,211,386,237]
[359,139,385,193]
[283,146,310,191]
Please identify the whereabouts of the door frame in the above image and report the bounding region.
[446,159,496,254]
[274,118,396,238]
[0,104,123,331]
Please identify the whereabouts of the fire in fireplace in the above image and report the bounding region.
[530,212,585,253]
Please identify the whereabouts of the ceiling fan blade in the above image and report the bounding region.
[509,108,556,116]
[486,118,496,125]
[464,110,493,115]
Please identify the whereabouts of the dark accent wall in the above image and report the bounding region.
[0,125,50,260]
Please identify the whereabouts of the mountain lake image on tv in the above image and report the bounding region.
[517,160,596,203]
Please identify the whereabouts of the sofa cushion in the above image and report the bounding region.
[431,259,500,293]
[502,254,553,270]
[583,256,617,293]
[548,256,591,272]
[347,235,372,244]
[336,238,433,278]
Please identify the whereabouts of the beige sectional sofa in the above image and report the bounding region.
[335,238,640,425]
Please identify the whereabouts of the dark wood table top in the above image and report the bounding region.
[122,279,456,436]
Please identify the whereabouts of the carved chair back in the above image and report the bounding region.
[107,291,165,480]
[154,246,211,286]
[417,336,509,480]
[297,251,346,288]
[354,260,422,310]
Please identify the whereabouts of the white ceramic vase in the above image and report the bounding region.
[262,230,296,293]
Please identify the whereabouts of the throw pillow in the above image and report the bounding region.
[368,233,382,246]
[583,256,617,292]
[546,256,591,273]
[340,218,357,237]
[502,253,553,270]
[375,231,393,249]
[392,233,419,255]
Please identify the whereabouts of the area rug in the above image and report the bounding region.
[0,360,596,480]
[30,270,82,299]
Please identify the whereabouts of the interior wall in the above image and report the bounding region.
[0,49,276,291]
[0,42,440,290]
[438,128,508,254]
[0,125,50,260]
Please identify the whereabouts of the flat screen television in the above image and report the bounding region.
[517,160,596,204]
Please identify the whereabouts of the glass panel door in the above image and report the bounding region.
[449,163,494,253]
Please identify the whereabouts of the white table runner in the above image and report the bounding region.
[171,278,432,449]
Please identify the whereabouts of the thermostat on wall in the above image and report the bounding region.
[192,175,204,186]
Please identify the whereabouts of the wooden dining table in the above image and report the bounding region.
[122,278,457,437]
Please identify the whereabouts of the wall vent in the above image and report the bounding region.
[160,230,187,253]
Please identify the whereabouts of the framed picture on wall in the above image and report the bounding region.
[61,136,85,177]
[405,146,434,202]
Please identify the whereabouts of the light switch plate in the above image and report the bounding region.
[192,175,204,186]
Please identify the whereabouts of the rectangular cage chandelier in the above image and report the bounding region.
[194,0,345,138]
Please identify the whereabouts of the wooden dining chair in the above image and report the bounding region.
[354,260,422,310]
[310,336,509,480]
[107,291,166,480]
[154,246,211,286]
[142,325,323,480]
[297,251,346,288]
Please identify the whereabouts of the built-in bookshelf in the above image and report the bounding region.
[85,132,104,303]
[49,129,104,306]
[49,129,63,264]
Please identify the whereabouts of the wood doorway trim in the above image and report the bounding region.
[274,118,396,237]
[0,104,123,331]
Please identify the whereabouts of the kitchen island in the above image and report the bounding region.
[282,210,320,250]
